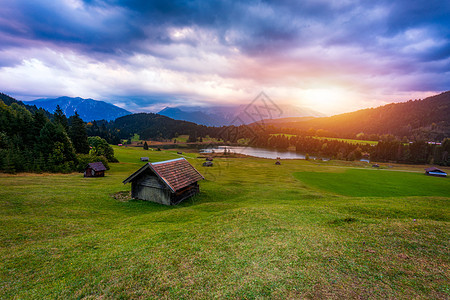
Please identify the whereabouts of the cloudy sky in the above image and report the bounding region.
[0,0,449,115]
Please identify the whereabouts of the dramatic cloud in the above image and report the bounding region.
[0,0,449,115]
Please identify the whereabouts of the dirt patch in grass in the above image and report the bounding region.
[111,191,132,202]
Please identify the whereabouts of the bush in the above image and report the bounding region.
[88,136,118,162]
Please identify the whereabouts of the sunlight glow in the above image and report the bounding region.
[301,87,353,115]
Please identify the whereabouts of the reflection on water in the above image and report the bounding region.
[200,146,320,160]
[201,146,370,162]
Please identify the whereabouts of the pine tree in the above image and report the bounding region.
[69,111,89,154]
[38,122,77,162]
[143,141,149,150]
[4,151,16,174]
[54,105,68,132]
[33,109,49,134]
[187,132,197,143]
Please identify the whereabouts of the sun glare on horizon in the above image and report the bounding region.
[299,87,357,115]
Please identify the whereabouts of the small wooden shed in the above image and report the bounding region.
[425,167,447,177]
[84,162,106,177]
[123,158,204,205]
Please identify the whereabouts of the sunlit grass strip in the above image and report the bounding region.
[294,168,450,197]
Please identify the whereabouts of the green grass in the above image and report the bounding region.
[173,135,188,143]
[294,168,450,197]
[170,135,219,144]
[271,134,379,145]
[313,136,379,145]
[0,147,449,299]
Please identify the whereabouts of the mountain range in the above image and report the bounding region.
[158,104,325,126]
[27,97,131,121]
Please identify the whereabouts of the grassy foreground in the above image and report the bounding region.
[0,146,449,299]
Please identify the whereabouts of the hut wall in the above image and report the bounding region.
[84,167,94,177]
[132,174,172,205]
[84,167,105,177]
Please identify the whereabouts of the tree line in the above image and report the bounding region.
[249,131,450,165]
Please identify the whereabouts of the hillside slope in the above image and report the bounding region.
[0,92,50,116]
[267,91,450,140]
[112,113,211,140]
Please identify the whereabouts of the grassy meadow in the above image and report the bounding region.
[0,146,449,299]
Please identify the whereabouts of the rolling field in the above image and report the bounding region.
[0,146,449,299]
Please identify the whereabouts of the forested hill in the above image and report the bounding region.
[0,92,50,116]
[112,113,214,140]
[265,91,450,140]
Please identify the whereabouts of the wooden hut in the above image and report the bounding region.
[425,167,447,177]
[123,158,204,205]
[84,162,106,177]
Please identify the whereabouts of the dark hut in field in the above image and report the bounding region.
[123,158,204,205]
[84,162,106,177]
[140,157,149,161]
[425,167,447,177]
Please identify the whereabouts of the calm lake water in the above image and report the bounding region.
[200,146,321,160]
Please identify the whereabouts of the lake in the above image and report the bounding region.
[200,146,323,160]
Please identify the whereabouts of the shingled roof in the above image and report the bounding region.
[123,158,204,192]
[425,167,445,173]
[87,162,107,171]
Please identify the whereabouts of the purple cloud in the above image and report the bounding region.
[0,0,448,114]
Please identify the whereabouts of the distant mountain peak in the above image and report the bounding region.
[28,96,131,121]
[159,107,183,113]
[158,104,324,126]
